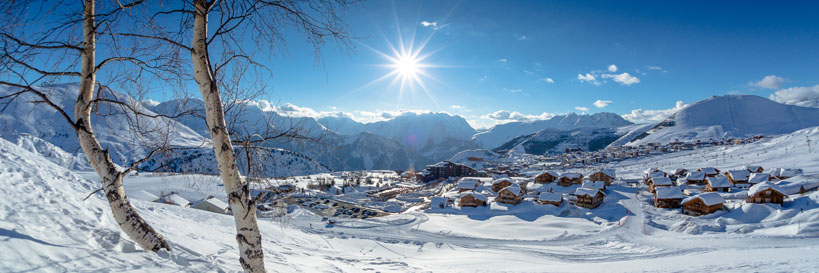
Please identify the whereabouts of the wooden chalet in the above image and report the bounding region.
[705,176,732,192]
[725,170,751,185]
[643,168,668,183]
[458,192,487,207]
[457,177,489,193]
[672,168,689,179]
[683,171,706,185]
[653,186,684,208]
[537,192,562,206]
[574,187,605,209]
[491,178,514,192]
[681,192,724,216]
[557,173,583,187]
[648,177,673,193]
[581,181,606,192]
[698,167,720,177]
[534,170,558,184]
[747,182,786,205]
[496,184,524,205]
[588,169,616,185]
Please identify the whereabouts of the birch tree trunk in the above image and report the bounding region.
[73,0,170,253]
[191,0,265,271]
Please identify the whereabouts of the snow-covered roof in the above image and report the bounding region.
[593,169,616,178]
[651,177,673,186]
[492,177,513,185]
[198,198,229,211]
[574,187,604,197]
[748,182,786,197]
[538,192,562,202]
[744,165,762,171]
[727,170,750,180]
[707,176,732,188]
[643,168,662,175]
[581,181,605,190]
[458,180,479,190]
[500,184,522,196]
[460,177,491,183]
[459,192,487,202]
[685,171,705,181]
[748,173,770,184]
[647,171,667,178]
[779,168,803,177]
[561,172,582,179]
[655,186,684,199]
[682,192,724,206]
[535,170,558,178]
[430,197,448,208]
[162,194,190,207]
[699,167,719,175]
[130,190,159,202]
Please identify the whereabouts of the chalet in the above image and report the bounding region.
[588,169,616,185]
[747,182,786,205]
[581,181,606,192]
[654,186,684,208]
[725,170,751,185]
[648,177,673,193]
[534,170,559,184]
[192,198,229,214]
[491,178,514,192]
[574,187,605,209]
[705,176,732,192]
[643,168,668,183]
[684,171,706,185]
[457,177,489,193]
[747,173,771,185]
[537,192,562,206]
[131,190,159,202]
[496,184,524,205]
[526,182,554,194]
[681,192,724,216]
[458,192,487,207]
[698,167,720,177]
[772,168,803,180]
[557,173,583,187]
[672,168,689,179]
[744,165,764,173]
[160,193,190,208]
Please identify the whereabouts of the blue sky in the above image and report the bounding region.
[20,0,817,129]
[246,0,819,128]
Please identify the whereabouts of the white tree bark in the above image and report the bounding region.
[74,0,170,253]
[191,1,266,271]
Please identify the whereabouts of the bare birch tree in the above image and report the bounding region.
[0,0,190,253]
[110,0,355,271]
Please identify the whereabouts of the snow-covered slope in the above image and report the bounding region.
[473,112,633,149]
[0,83,205,166]
[622,95,819,145]
[496,127,622,155]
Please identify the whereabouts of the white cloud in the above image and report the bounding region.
[577,73,599,85]
[481,110,555,123]
[622,101,688,123]
[498,58,508,62]
[593,100,612,108]
[141,99,159,107]
[506,88,523,93]
[420,21,446,30]
[602,72,640,85]
[608,64,618,73]
[523,70,535,75]
[574,106,589,112]
[538,77,554,84]
[750,75,786,89]
[647,65,663,71]
[770,84,819,108]
[449,105,466,110]
[515,34,528,40]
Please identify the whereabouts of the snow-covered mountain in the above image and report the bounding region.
[472,112,633,149]
[495,127,622,155]
[620,95,819,145]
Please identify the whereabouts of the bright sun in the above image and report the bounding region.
[393,53,420,77]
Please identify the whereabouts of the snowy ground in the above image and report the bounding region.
[3,128,819,272]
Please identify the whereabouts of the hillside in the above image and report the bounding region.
[495,127,622,155]
[621,95,819,145]
[472,112,633,149]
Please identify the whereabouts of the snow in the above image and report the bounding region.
[574,187,603,197]
[707,176,732,188]
[130,190,160,202]
[748,173,771,184]
[581,181,605,191]
[473,112,632,149]
[651,177,673,186]
[727,169,750,180]
[562,172,582,179]
[161,194,191,207]
[500,184,522,196]
[682,192,724,206]
[538,192,562,202]
[686,171,705,181]
[459,191,487,202]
